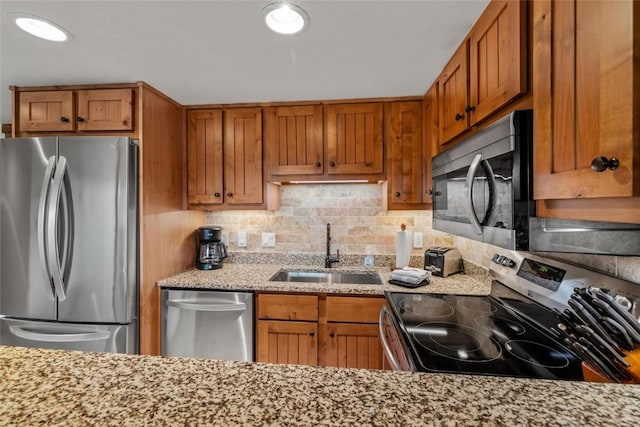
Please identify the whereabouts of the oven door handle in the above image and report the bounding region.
[464,153,484,235]
[379,305,405,371]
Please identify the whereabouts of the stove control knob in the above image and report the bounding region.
[491,253,501,263]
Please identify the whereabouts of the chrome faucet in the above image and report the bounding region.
[325,223,340,268]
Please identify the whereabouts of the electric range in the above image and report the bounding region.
[383,253,640,381]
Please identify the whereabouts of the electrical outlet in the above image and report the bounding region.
[221,232,229,246]
[413,232,423,248]
[261,232,276,247]
[237,231,247,248]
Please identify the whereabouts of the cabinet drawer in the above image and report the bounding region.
[258,294,318,321]
[326,296,384,323]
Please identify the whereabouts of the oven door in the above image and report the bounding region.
[378,302,415,371]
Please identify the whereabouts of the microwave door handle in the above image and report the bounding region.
[46,156,68,301]
[483,159,497,222]
[464,153,483,235]
[37,156,56,296]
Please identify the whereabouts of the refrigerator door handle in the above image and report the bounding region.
[37,156,57,296]
[166,300,247,312]
[46,156,68,301]
[8,325,111,343]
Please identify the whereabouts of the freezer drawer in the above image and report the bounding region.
[0,318,137,354]
[161,289,254,361]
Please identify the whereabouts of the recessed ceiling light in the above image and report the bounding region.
[263,3,309,35]
[9,12,71,42]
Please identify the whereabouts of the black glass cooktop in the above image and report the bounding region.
[386,283,584,380]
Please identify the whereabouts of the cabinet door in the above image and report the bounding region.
[224,108,263,204]
[187,110,224,205]
[468,0,526,125]
[266,105,323,176]
[423,84,438,203]
[325,103,384,175]
[438,41,469,145]
[533,0,639,200]
[386,101,424,209]
[321,323,383,370]
[18,91,74,132]
[76,88,133,131]
[256,320,318,366]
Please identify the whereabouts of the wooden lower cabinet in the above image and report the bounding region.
[256,293,385,370]
[320,323,383,370]
[256,320,318,366]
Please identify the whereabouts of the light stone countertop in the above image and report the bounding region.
[1,345,639,426]
[157,262,492,296]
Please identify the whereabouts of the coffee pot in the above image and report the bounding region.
[196,226,228,270]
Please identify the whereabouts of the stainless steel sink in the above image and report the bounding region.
[269,269,382,285]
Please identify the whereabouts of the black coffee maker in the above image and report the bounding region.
[195,226,228,270]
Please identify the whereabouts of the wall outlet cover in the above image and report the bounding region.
[237,231,247,248]
[413,232,423,248]
[261,232,276,247]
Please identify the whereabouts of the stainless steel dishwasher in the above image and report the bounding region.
[161,289,253,361]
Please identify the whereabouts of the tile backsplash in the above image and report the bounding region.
[205,183,640,285]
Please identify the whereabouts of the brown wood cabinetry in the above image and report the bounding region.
[325,103,384,176]
[14,88,133,134]
[436,0,526,146]
[386,101,428,210]
[187,108,267,208]
[422,84,438,203]
[256,293,384,370]
[265,105,324,177]
[533,0,640,215]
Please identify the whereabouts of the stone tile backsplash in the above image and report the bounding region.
[205,183,640,285]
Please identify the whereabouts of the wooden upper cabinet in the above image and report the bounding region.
[533,0,639,201]
[187,110,224,205]
[386,101,425,209]
[223,107,263,205]
[438,41,469,144]
[325,103,384,175]
[18,90,74,132]
[468,0,526,125]
[266,105,323,176]
[423,84,438,203]
[16,88,133,133]
[76,88,133,131]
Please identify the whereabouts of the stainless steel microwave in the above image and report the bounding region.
[431,110,534,250]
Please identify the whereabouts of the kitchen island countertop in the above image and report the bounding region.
[1,345,639,426]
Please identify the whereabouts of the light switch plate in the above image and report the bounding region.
[237,231,247,248]
[261,232,276,247]
[413,232,423,248]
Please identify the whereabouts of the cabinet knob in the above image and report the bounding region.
[395,192,401,197]
[427,189,433,195]
[465,105,475,114]
[226,192,233,197]
[591,156,619,172]
[315,161,321,168]
[76,116,85,123]
[329,332,335,338]
[60,117,69,123]
[214,192,221,198]
[329,161,336,167]
[455,113,464,121]
[310,331,315,337]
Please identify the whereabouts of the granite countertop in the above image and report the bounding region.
[1,346,639,426]
[157,262,492,296]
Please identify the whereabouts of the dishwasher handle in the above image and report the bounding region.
[166,300,247,312]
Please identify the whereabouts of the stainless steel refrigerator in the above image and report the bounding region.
[0,136,138,353]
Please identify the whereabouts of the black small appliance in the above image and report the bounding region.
[195,226,228,270]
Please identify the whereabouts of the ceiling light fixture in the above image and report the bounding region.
[9,12,71,42]
[263,3,309,35]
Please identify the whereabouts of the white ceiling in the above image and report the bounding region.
[0,0,489,125]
